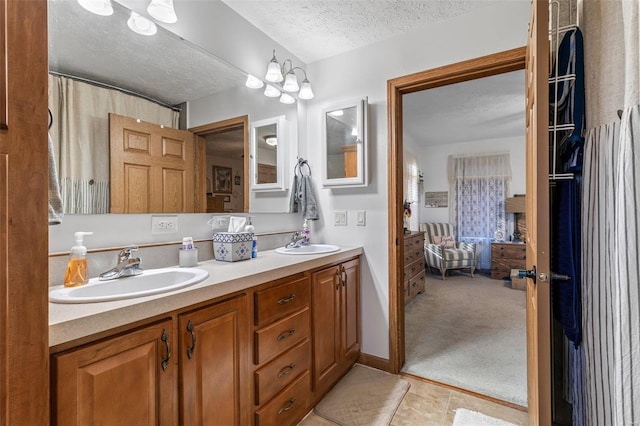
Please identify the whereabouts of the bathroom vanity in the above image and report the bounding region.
[49,247,362,426]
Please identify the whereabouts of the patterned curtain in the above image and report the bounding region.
[448,153,511,269]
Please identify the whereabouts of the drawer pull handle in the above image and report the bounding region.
[277,329,296,341]
[186,320,196,360]
[161,329,171,371]
[278,397,296,415]
[278,363,296,378]
[278,294,296,304]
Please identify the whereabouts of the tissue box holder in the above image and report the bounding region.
[213,232,252,262]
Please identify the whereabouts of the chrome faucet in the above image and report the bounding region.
[99,246,143,280]
[285,231,309,249]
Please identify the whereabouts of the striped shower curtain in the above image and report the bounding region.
[582,104,640,425]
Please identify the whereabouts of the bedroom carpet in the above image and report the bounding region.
[402,273,527,406]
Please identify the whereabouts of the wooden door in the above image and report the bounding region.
[51,320,177,425]
[0,0,49,424]
[109,113,195,213]
[179,295,249,426]
[340,259,360,364]
[311,266,341,394]
[525,1,552,424]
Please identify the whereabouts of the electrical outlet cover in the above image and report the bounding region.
[151,215,178,234]
[334,211,347,226]
[356,210,366,226]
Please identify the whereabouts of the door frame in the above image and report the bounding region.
[190,115,249,213]
[386,47,527,373]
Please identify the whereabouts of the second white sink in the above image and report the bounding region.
[275,244,340,255]
[49,267,209,304]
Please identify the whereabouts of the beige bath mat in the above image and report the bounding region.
[313,365,410,425]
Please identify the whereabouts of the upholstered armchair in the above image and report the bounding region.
[420,223,476,280]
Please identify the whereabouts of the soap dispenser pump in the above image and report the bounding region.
[63,231,93,288]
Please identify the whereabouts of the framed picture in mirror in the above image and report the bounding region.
[213,165,232,194]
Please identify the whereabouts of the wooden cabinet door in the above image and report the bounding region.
[179,295,249,426]
[109,113,196,213]
[51,320,177,426]
[340,258,360,364]
[311,266,341,394]
[525,1,552,424]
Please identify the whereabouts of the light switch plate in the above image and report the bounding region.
[356,210,366,226]
[151,215,178,234]
[334,210,347,226]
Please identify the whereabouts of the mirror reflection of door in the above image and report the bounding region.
[254,123,278,184]
[205,126,246,213]
[326,105,358,179]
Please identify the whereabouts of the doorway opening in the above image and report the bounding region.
[387,47,527,407]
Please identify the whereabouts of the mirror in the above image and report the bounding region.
[47,0,297,214]
[250,116,286,191]
[322,97,368,187]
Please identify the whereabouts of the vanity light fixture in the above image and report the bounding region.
[279,93,296,105]
[77,0,114,16]
[147,0,177,23]
[254,49,314,100]
[264,85,281,98]
[328,110,344,117]
[264,135,278,146]
[127,11,157,36]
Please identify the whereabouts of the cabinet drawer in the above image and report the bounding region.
[255,308,310,365]
[408,270,425,297]
[491,244,526,259]
[255,371,311,426]
[403,258,425,281]
[255,339,310,406]
[255,277,310,327]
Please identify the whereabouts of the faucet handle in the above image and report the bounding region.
[118,245,139,260]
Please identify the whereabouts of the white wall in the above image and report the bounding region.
[416,136,526,224]
[305,1,530,359]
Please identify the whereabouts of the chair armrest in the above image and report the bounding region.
[458,242,476,251]
[425,243,443,256]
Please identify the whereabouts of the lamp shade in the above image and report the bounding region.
[282,71,300,92]
[265,60,283,83]
[264,85,281,98]
[245,74,264,89]
[77,0,114,16]
[298,78,314,99]
[505,195,526,213]
[127,11,157,36]
[147,0,177,23]
[279,93,296,104]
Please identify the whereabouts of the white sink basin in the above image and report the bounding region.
[49,267,209,304]
[275,244,340,255]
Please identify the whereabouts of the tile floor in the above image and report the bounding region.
[299,375,529,425]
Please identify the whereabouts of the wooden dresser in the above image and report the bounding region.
[491,242,527,279]
[403,232,426,304]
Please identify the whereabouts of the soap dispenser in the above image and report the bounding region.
[63,231,93,288]
[244,217,257,258]
[302,219,310,245]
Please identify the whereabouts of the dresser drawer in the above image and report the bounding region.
[255,371,311,426]
[404,247,424,264]
[403,233,424,252]
[255,308,310,365]
[255,339,310,405]
[255,277,310,327]
[408,270,425,297]
[491,243,526,260]
[403,257,425,281]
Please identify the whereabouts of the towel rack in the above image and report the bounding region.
[294,157,312,176]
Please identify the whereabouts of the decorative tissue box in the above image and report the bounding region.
[212,232,253,262]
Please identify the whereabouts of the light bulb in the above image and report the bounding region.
[147,0,177,23]
[245,74,264,89]
[282,71,300,92]
[328,110,344,117]
[298,78,314,100]
[351,128,358,136]
[265,136,278,146]
[127,11,157,36]
[264,85,281,98]
[77,0,113,16]
[279,93,296,104]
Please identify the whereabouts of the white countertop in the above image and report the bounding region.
[49,246,363,348]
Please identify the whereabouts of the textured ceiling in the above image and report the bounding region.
[403,70,526,146]
[221,0,493,63]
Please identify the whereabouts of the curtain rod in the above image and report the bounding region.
[450,150,510,159]
[49,71,182,112]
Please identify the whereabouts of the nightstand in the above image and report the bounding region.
[491,242,526,280]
